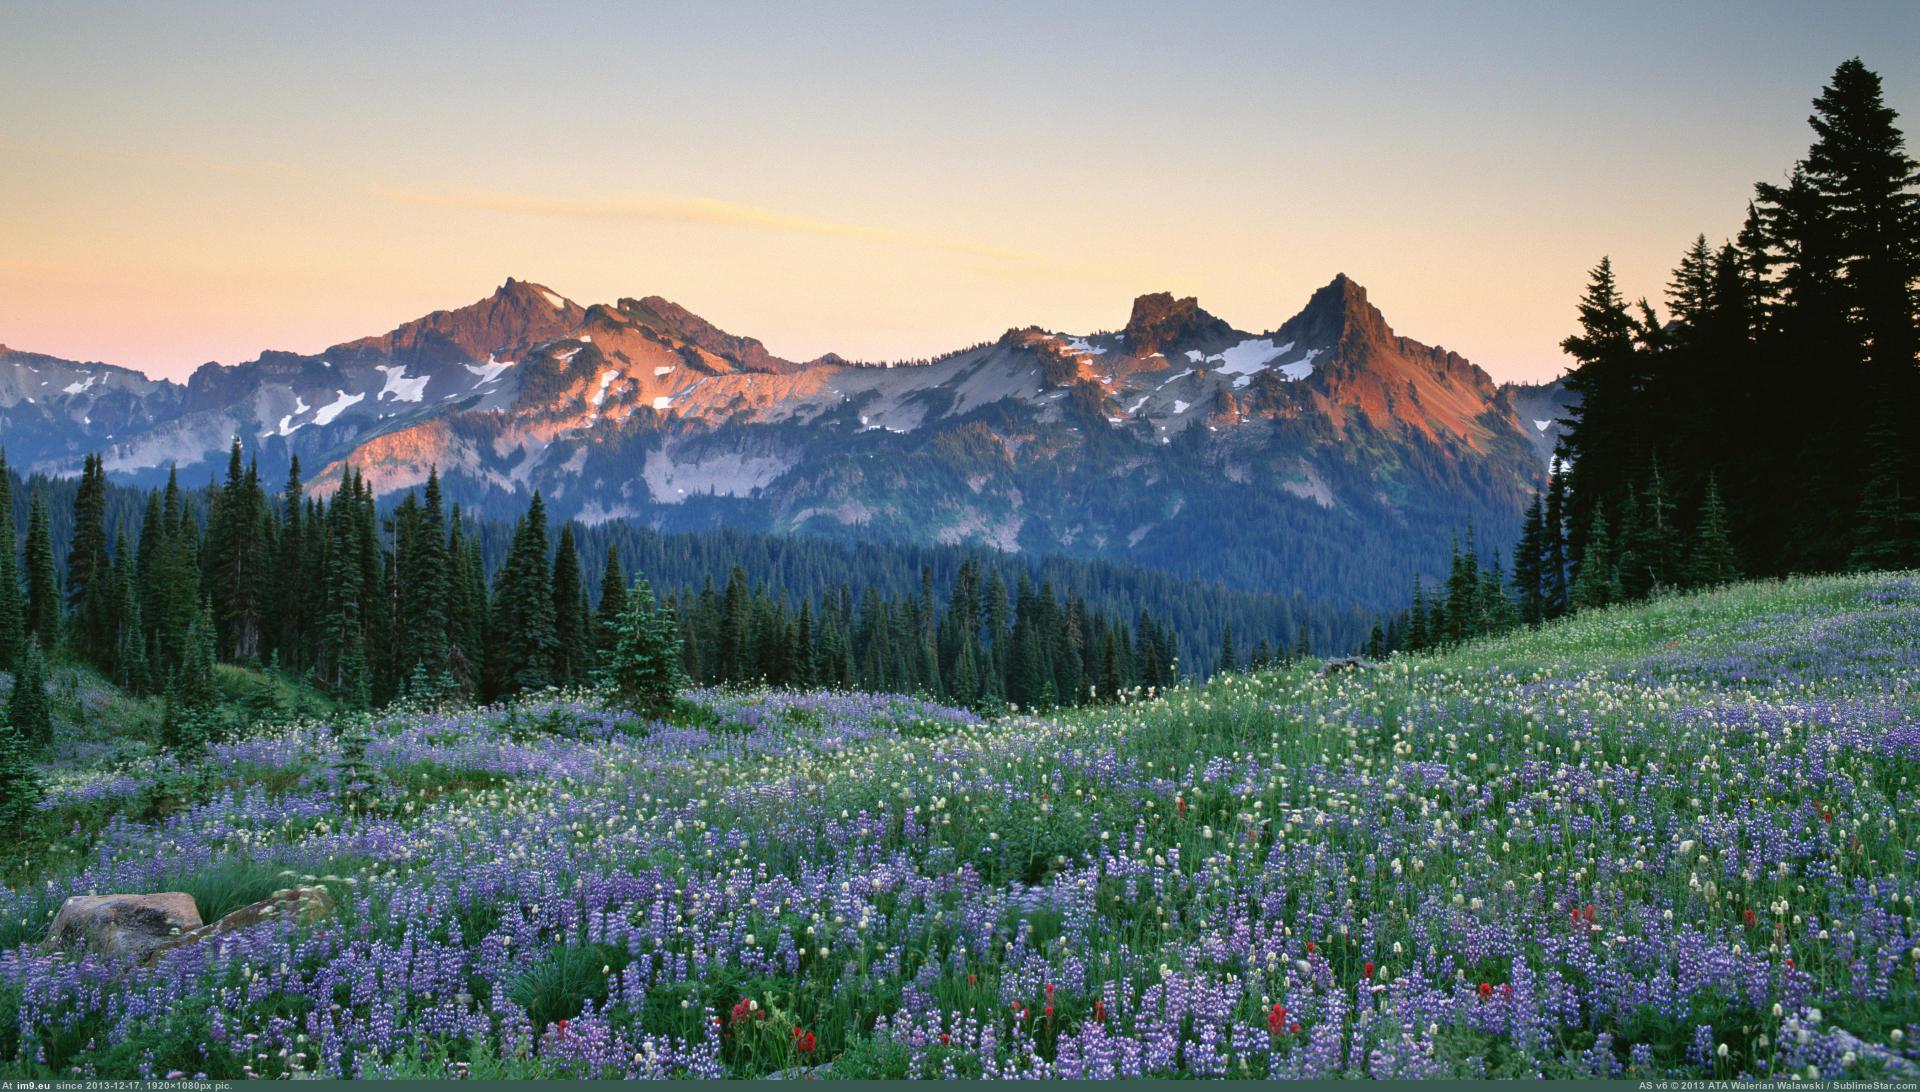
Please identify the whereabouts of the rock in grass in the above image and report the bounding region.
[44,893,204,960]
[145,885,336,962]
[1317,656,1378,676]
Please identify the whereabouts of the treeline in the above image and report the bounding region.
[666,560,1187,709]
[1391,468,1739,653]
[6,458,1358,694]
[1554,58,1919,581]
[1382,59,1913,653]
[0,444,1218,714]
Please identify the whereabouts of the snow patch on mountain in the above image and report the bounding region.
[466,355,514,388]
[540,287,568,310]
[1211,338,1295,376]
[593,370,621,408]
[376,365,429,403]
[313,390,364,426]
[276,396,311,437]
[1277,348,1322,381]
[63,375,98,395]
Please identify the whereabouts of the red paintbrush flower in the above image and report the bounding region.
[1268,1003,1286,1034]
[1363,961,1374,980]
[1094,1000,1106,1024]
[1478,982,1492,1000]
[555,1018,569,1038]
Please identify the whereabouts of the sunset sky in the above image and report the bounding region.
[4,1,1917,384]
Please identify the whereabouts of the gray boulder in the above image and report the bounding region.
[45,893,203,960]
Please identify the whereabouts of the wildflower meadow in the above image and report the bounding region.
[1,572,1916,1079]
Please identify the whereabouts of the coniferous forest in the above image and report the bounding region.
[1397,58,1918,652]
[0,443,1354,728]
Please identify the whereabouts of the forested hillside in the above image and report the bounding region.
[0,449,1369,721]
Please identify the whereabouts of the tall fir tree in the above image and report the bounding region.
[22,493,58,651]
[273,457,306,670]
[593,545,628,659]
[0,700,38,841]
[1689,475,1741,587]
[65,453,113,666]
[1573,507,1615,611]
[486,492,558,698]
[0,452,21,673]
[6,640,52,746]
[551,523,591,686]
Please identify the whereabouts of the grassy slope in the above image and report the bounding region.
[2,572,1915,1079]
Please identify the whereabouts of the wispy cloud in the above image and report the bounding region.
[373,186,1044,264]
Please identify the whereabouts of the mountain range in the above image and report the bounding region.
[0,275,1569,608]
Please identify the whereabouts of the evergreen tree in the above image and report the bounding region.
[148,470,202,684]
[1559,256,1642,560]
[161,605,218,753]
[318,470,369,706]
[1405,580,1430,651]
[551,524,591,686]
[65,453,112,665]
[0,452,21,673]
[601,575,686,718]
[1217,622,1237,675]
[1513,492,1547,626]
[1573,508,1615,611]
[1851,399,1915,569]
[273,458,306,670]
[594,545,628,658]
[486,493,558,697]
[6,640,52,746]
[1689,475,1741,586]
[398,469,453,689]
[22,493,58,651]
[446,509,487,692]
[792,597,817,689]
[1542,463,1571,618]
[110,538,149,693]
[0,709,38,842]
[1627,459,1682,597]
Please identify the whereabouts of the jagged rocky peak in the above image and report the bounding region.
[1121,292,1237,355]
[1278,273,1394,351]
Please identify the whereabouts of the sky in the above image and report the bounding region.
[3,2,1917,384]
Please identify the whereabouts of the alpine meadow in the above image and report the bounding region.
[0,6,1916,1084]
